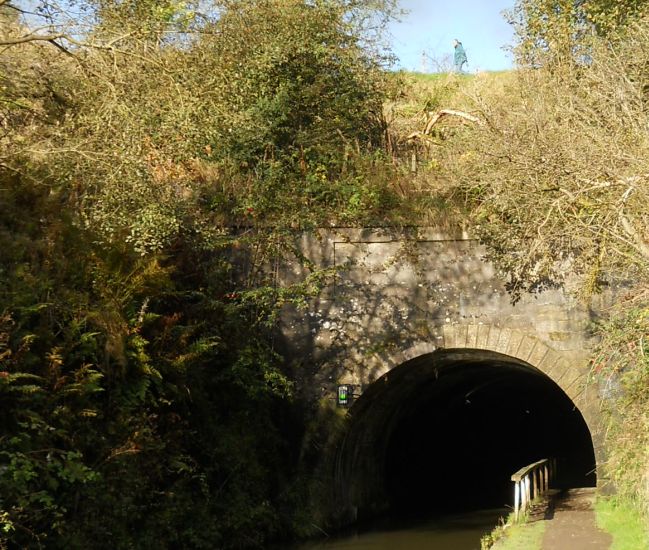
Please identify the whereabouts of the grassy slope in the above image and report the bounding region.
[384,70,515,228]
[389,70,515,124]
[595,498,649,550]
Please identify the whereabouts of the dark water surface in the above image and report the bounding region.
[289,508,507,550]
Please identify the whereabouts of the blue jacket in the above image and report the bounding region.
[454,43,467,65]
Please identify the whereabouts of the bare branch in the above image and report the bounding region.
[619,214,649,262]
[616,184,649,262]
[424,109,483,134]
[0,32,66,46]
[406,131,442,145]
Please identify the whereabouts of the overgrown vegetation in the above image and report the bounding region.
[445,24,649,297]
[0,0,413,547]
[2,0,649,547]
[591,300,649,519]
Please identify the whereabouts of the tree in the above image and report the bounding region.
[507,0,589,65]
[582,0,649,35]
[508,0,649,66]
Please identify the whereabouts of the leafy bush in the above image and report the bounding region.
[591,300,649,521]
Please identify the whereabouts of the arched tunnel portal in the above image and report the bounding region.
[334,348,597,524]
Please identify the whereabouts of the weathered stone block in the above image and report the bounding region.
[443,324,457,349]
[487,326,502,351]
[456,324,470,348]
[495,328,514,355]
[506,331,525,359]
[526,339,549,368]
[476,324,491,349]
[466,324,480,348]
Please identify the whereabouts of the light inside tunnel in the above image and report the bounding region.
[334,349,596,522]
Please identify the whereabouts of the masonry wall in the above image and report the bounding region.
[279,228,612,403]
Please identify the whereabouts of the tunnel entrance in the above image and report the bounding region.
[335,349,596,522]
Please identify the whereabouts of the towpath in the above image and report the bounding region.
[492,487,612,550]
[540,488,611,550]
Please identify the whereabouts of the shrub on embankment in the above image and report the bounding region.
[592,303,649,521]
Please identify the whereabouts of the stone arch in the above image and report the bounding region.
[364,324,600,448]
[332,324,603,524]
[373,327,577,397]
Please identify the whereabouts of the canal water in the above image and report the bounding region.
[290,508,507,550]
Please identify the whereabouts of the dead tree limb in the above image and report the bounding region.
[424,109,483,135]
[618,185,649,263]
[0,33,66,46]
[406,131,442,144]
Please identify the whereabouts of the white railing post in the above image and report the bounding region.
[514,481,520,521]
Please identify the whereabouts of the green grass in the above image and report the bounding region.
[595,497,649,550]
[402,71,475,82]
[480,510,546,550]
[398,69,513,80]
[486,520,546,550]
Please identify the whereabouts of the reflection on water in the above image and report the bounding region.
[291,509,507,550]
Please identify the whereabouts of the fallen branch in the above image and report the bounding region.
[619,213,649,262]
[424,108,483,134]
[406,131,443,145]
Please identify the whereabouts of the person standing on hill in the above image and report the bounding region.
[453,39,468,73]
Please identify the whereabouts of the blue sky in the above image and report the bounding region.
[388,0,516,72]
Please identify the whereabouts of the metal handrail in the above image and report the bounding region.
[511,458,556,521]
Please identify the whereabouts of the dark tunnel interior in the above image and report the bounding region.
[337,349,596,521]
